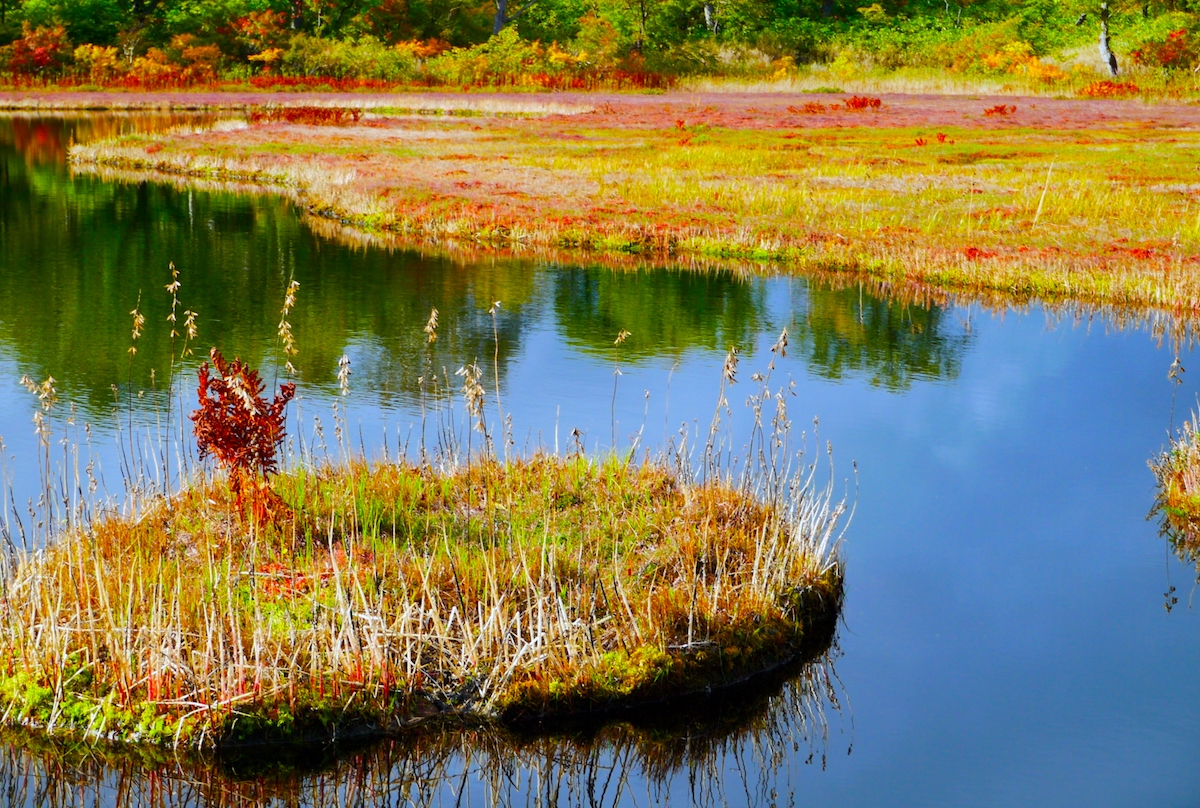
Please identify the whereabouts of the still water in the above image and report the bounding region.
[1,114,1199,806]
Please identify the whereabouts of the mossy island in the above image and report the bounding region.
[0,340,846,750]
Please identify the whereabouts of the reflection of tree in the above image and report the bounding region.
[552,268,970,391]
[0,117,535,417]
[0,646,845,808]
[553,267,767,360]
[0,114,220,167]
[795,284,972,390]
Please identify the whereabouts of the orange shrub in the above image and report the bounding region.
[1078,80,1140,98]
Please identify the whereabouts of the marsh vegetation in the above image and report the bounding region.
[0,149,848,745]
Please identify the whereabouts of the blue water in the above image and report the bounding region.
[1,113,1198,806]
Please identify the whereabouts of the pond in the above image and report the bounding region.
[1,113,1199,806]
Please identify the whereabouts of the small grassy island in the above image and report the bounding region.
[1153,412,1200,581]
[0,346,845,750]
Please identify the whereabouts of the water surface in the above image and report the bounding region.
[1,114,1199,806]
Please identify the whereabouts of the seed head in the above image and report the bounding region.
[456,363,487,430]
[722,345,739,384]
[20,374,56,412]
[337,354,352,397]
[129,297,146,356]
[424,308,439,344]
[770,328,788,358]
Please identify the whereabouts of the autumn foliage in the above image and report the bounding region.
[1078,80,1141,98]
[843,95,882,111]
[248,106,364,126]
[191,348,295,520]
[1131,29,1199,70]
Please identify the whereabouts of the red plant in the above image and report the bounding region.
[963,246,997,260]
[1131,29,1198,70]
[191,348,295,520]
[249,106,364,126]
[936,132,950,143]
[5,24,72,77]
[1078,80,1140,98]
[788,101,828,114]
[248,75,396,91]
[914,137,927,146]
[983,104,1016,116]
[844,95,882,111]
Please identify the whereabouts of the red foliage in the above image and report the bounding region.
[844,95,882,111]
[1131,29,1198,70]
[1078,80,1140,98]
[963,246,997,260]
[249,106,364,126]
[914,137,927,146]
[249,75,397,91]
[983,104,1016,116]
[5,24,72,77]
[191,348,295,521]
[788,101,828,114]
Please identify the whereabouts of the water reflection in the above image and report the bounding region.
[553,266,769,360]
[0,652,845,808]
[794,284,972,391]
[0,116,537,414]
[0,113,978,424]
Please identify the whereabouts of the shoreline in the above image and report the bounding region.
[23,88,1200,313]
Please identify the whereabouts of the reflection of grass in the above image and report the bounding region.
[0,647,842,805]
[70,100,1200,310]
[0,334,845,749]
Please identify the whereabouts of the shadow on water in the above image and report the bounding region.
[0,647,847,808]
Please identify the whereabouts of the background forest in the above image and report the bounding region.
[1,0,1199,88]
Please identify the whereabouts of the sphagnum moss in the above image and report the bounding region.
[0,449,844,748]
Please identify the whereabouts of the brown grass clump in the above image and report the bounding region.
[0,449,843,748]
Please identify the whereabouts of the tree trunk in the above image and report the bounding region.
[703,1,717,33]
[822,0,834,17]
[1099,2,1119,76]
[493,0,508,34]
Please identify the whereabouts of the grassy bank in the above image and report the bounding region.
[0,441,844,748]
[60,91,1200,312]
